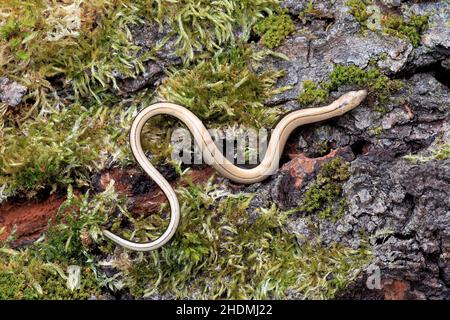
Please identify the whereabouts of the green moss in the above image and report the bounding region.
[116,177,371,299]
[0,103,137,195]
[0,165,372,300]
[299,0,315,20]
[253,10,296,49]
[300,157,350,222]
[37,183,125,263]
[298,64,402,109]
[0,0,288,199]
[298,80,330,107]
[0,0,158,197]
[0,174,370,299]
[345,0,373,28]
[146,0,279,61]
[60,3,150,102]
[0,0,279,106]
[15,163,59,190]
[0,184,130,299]
[404,142,450,164]
[379,52,388,61]
[142,45,289,165]
[327,64,402,103]
[0,0,129,105]
[0,3,38,61]
[316,141,332,157]
[0,249,101,300]
[157,45,286,129]
[345,0,429,47]
[382,14,429,47]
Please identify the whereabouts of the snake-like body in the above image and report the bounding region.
[103,90,368,251]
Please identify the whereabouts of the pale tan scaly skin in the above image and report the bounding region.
[103,90,368,251]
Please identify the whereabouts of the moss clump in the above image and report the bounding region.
[37,184,122,263]
[253,10,296,49]
[0,249,101,299]
[147,0,279,61]
[157,46,286,129]
[382,14,429,47]
[0,1,143,105]
[298,80,330,107]
[327,65,402,102]
[404,142,450,164]
[300,157,350,222]
[346,0,373,28]
[0,103,137,195]
[0,2,39,62]
[345,0,429,47]
[298,65,402,108]
[115,177,371,299]
[0,0,156,198]
[0,183,128,299]
[0,0,279,105]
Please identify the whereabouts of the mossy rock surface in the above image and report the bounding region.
[1,0,449,300]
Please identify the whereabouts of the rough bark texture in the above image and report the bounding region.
[257,0,450,299]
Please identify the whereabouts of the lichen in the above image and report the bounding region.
[253,9,295,49]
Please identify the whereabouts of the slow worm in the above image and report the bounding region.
[103,90,367,251]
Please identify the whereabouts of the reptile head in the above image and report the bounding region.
[340,89,368,111]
